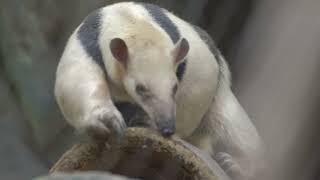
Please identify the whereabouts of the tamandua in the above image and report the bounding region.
[54,2,264,179]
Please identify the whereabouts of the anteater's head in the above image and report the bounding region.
[109,35,189,137]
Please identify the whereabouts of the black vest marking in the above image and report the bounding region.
[192,25,222,65]
[193,25,226,87]
[176,61,186,81]
[77,9,105,69]
[140,3,180,43]
[139,3,187,81]
[115,102,149,127]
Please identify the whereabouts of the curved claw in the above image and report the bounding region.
[215,152,245,180]
[84,107,127,143]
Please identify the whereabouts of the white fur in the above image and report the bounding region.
[55,2,264,179]
[98,2,219,137]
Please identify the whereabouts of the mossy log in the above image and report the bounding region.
[50,128,229,180]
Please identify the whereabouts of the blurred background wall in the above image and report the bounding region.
[0,0,319,179]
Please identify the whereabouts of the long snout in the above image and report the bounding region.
[157,114,175,137]
[154,103,176,137]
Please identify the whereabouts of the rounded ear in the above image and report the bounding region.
[172,38,189,64]
[110,38,129,68]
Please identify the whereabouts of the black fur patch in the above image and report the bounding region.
[139,3,187,81]
[193,25,226,88]
[140,3,180,43]
[192,25,222,65]
[176,61,186,81]
[77,9,105,69]
[115,102,149,127]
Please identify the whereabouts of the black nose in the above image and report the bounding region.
[161,127,175,137]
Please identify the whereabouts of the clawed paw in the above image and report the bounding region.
[83,107,126,142]
[215,152,245,180]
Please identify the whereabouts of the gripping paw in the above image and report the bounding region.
[83,106,126,141]
[215,152,245,180]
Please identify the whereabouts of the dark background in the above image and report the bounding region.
[1,0,320,179]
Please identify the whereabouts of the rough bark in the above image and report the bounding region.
[50,128,230,180]
[35,172,137,180]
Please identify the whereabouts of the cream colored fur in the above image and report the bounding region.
[55,2,264,179]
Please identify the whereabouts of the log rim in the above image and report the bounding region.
[50,128,224,180]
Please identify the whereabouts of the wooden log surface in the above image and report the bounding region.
[50,128,230,180]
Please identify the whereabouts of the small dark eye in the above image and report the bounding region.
[136,84,148,96]
[172,84,178,96]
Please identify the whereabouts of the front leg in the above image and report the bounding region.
[54,48,126,141]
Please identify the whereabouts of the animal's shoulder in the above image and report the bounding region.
[191,25,231,85]
[77,9,104,68]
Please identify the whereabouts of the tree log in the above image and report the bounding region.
[50,128,229,180]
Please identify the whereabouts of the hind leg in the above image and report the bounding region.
[185,114,246,180]
[187,81,264,179]
[215,152,245,180]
